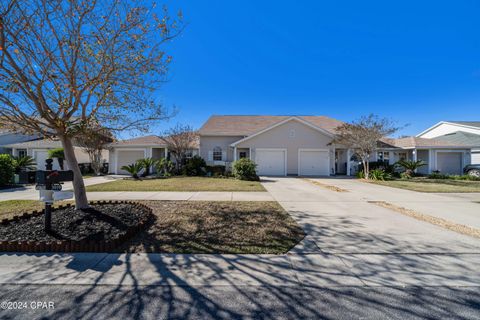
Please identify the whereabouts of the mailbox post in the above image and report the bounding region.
[19,159,75,233]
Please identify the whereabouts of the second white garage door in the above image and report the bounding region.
[116,150,145,174]
[298,149,330,176]
[436,152,463,175]
[255,149,286,176]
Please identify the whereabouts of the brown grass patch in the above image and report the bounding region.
[117,201,304,254]
[303,179,348,192]
[369,200,480,239]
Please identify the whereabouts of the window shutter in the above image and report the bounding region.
[208,151,213,161]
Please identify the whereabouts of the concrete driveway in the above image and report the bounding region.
[262,177,480,286]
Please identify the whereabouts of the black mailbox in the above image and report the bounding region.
[35,170,74,184]
[18,171,37,184]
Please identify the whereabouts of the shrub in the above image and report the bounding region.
[121,162,144,179]
[356,171,365,179]
[233,158,259,181]
[48,148,65,169]
[428,173,450,179]
[369,168,392,181]
[206,165,226,176]
[183,155,206,176]
[428,173,480,181]
[154,158,175,177]
[395,160,427,178]
[400,172,411,179]
[12,155,36,173]
[138,158,156,177]
[0,154,15,187]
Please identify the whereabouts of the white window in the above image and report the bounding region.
[398,152,407,161]
[378,151,390,161]
[213,147,222,161]
[239,151,247,159]
[18,149,27,158]
[185,150,193,159]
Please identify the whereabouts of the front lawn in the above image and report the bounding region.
[0,200,71,220]
[0,200,304,254]
[369,178,480,193]
[120,201,304,253]
[85,176,266,192]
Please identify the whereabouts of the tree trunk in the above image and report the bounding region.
[362,159,369,179]
[59,135,89,209]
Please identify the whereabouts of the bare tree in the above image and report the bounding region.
[75,126,113,175]
[0,0,182,208]
[163,124,198,172]
[332,114,400,179]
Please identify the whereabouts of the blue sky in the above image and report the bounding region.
[151,0,480,137]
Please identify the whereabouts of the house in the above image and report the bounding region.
[198,115,350,176]
[2,138,108,171]
[416,121,480,166]
[108,135,199,174]
[0,129,40,154]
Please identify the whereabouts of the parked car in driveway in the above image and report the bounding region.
[464,164,480,177]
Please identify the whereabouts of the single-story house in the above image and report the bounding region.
[2,139,108,171]
[416,121,480,166]
[107,116,479,177]
[198,115,348,176]
[108,135,199,174]
[0,129,40,154]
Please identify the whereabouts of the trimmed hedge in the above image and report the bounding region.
[233,158,259,181]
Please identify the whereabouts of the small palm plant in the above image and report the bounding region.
[395,160,427,178]
[13,155,36,173]
[154,158,174,177]
[138,158,156,177]
[121,162,144,179]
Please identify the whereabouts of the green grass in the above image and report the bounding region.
[370,178,480,193]
[86,176,266,192]
[0,200,71,220]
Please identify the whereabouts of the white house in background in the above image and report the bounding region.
[416,121,480,166]
[2,139,108,170]
[108,135,199,174]
[0,129,40,154]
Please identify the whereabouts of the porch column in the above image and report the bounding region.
[346,149,351,176]
[412,149,417,173]
[233,146,237,162]
[428,149,433,173]
[165,147,168,159]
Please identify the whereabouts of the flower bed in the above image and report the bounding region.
[0,201,153,252]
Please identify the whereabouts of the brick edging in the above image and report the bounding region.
[0,201,152,253]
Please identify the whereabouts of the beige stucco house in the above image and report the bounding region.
[198,115,352,176]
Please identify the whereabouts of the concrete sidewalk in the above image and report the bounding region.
[1,252,479,287]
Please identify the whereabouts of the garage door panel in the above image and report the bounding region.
[117,150,145,174]
[437,152,462,175]
[299,150,329,176]
[255,149,286,176]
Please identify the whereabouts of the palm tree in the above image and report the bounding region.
[120,162,144,179]
[138,158,156,177]
[395,160,427,177]
[13,155,36,173]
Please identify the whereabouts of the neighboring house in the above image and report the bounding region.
[108,135,199,174]
[416,121,480,166]
[2,139,108,171]
[0,129,40,154]
[198,115,348,176]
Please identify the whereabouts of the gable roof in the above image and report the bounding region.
[109,135,167,147]
[432,131,480,147]
[382,136,469,149]
[2,139,63,149]
[199,115,343,136]
[446,121,480,129]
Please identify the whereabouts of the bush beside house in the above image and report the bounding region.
[0,154,15,187]
[233,158,259,181]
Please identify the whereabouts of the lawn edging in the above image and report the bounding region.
[0,200,152,253]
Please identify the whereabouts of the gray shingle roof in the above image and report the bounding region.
[198,115,343,136]
[447,121,480,128]
[2,139,63,149]
[433,131,480,147]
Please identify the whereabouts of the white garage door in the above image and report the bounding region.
[299,149,330,176]
[116,150,145,174]
[437,152,462,175]
[255,149,286,176]
[472,150,480,165]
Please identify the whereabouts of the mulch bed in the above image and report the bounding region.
[0,201,153,252]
